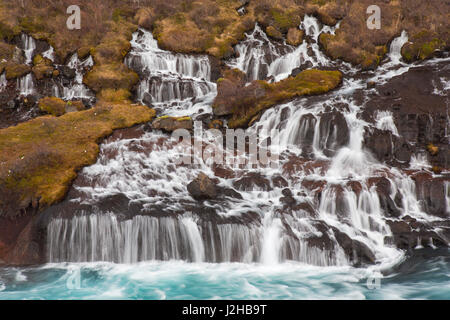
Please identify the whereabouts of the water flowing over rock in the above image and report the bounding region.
[227,15,341,82]
[9,25,449,269]
[126,28,217,116]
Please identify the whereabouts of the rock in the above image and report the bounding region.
[152,116,193,132]
[187,172,217,200]
[272,175,288,188]
[286,28,304,46]
[412,173,448,217]
[366,81,376,89]
[332,227,376,266]
[233,172,272,191]
[266,26,284,41]
[363,127,412,165]
[318,110,349,157]
[370,177,402,217]
[290,61,313,77]
[221,187,243,200]
[58,65,76,79]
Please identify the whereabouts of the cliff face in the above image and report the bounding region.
[0,0,449,265]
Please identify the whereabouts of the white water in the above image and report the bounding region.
[52,53,94,101]
[46,23,447,269]
[17,73,35,96]
[42,46,55,62]
[21,34,36,65]
[228,15,341,82]
[126,28,216,116]
[0,73,6,92]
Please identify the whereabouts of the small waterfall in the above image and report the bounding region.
[228,15,340,82]
[0,73,6,92]
[126,28,216,115]
[20,34,36,65]
[42,46,55,62]
[387,30,408,65]
[52,53,94,102]
[17,73,35,96]
[374,110,399,136]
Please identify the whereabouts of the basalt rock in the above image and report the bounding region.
[233,172,272,191]
[318,110,349,157]
[363,127,412,166]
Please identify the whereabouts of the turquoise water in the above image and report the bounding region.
[0,249,449,300]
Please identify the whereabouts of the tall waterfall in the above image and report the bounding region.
[46,24,448,267]
[126,28,216,116]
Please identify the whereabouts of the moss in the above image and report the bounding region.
[266,26,283,40]
[4,63,31,80]
[32,54,54,80]
[401,31,444,62]
[215,69,342,128]
[0,41,14,61]
[0,102,155,210]
[427,143,439,156]
[38,97,67,117]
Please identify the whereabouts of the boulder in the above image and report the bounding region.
[187,172,218,200]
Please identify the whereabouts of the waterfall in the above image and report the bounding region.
[17,73,35,96]
[387,30,408,65]
[374,110,399,136]
[0,73,6,92]
[21,34,36,65]
[42,46,55,62]
[44,15,446,269]
[228,15,340,82]
[52,53,94,102]
[126,28,216,115]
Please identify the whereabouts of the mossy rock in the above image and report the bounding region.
[38,97,67,116]
[0,41,14,61]
[0,102,156,212]
[32,54,54,80]
[266,26,283,41]
[4,63,31,80]
[286,28,304,46]
[152,116,193,132]
[214,69,343,128]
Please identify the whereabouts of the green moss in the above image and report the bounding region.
[224,69,342,128]
[4,63,31,80]
[38,97,67,117]
[0,103,156,210]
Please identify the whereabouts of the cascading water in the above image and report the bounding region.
[0,73,6,92]
[17,73,34,96]
[20,34,36,65]
[51,53,95,103]
[227,15,341,82]
[45,25,448,271]
[126,28,216,116]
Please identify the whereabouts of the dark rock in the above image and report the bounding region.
[187,172,218,200]
[233,172,272,191]
[272,175,288,188]
[318,110,349,157]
